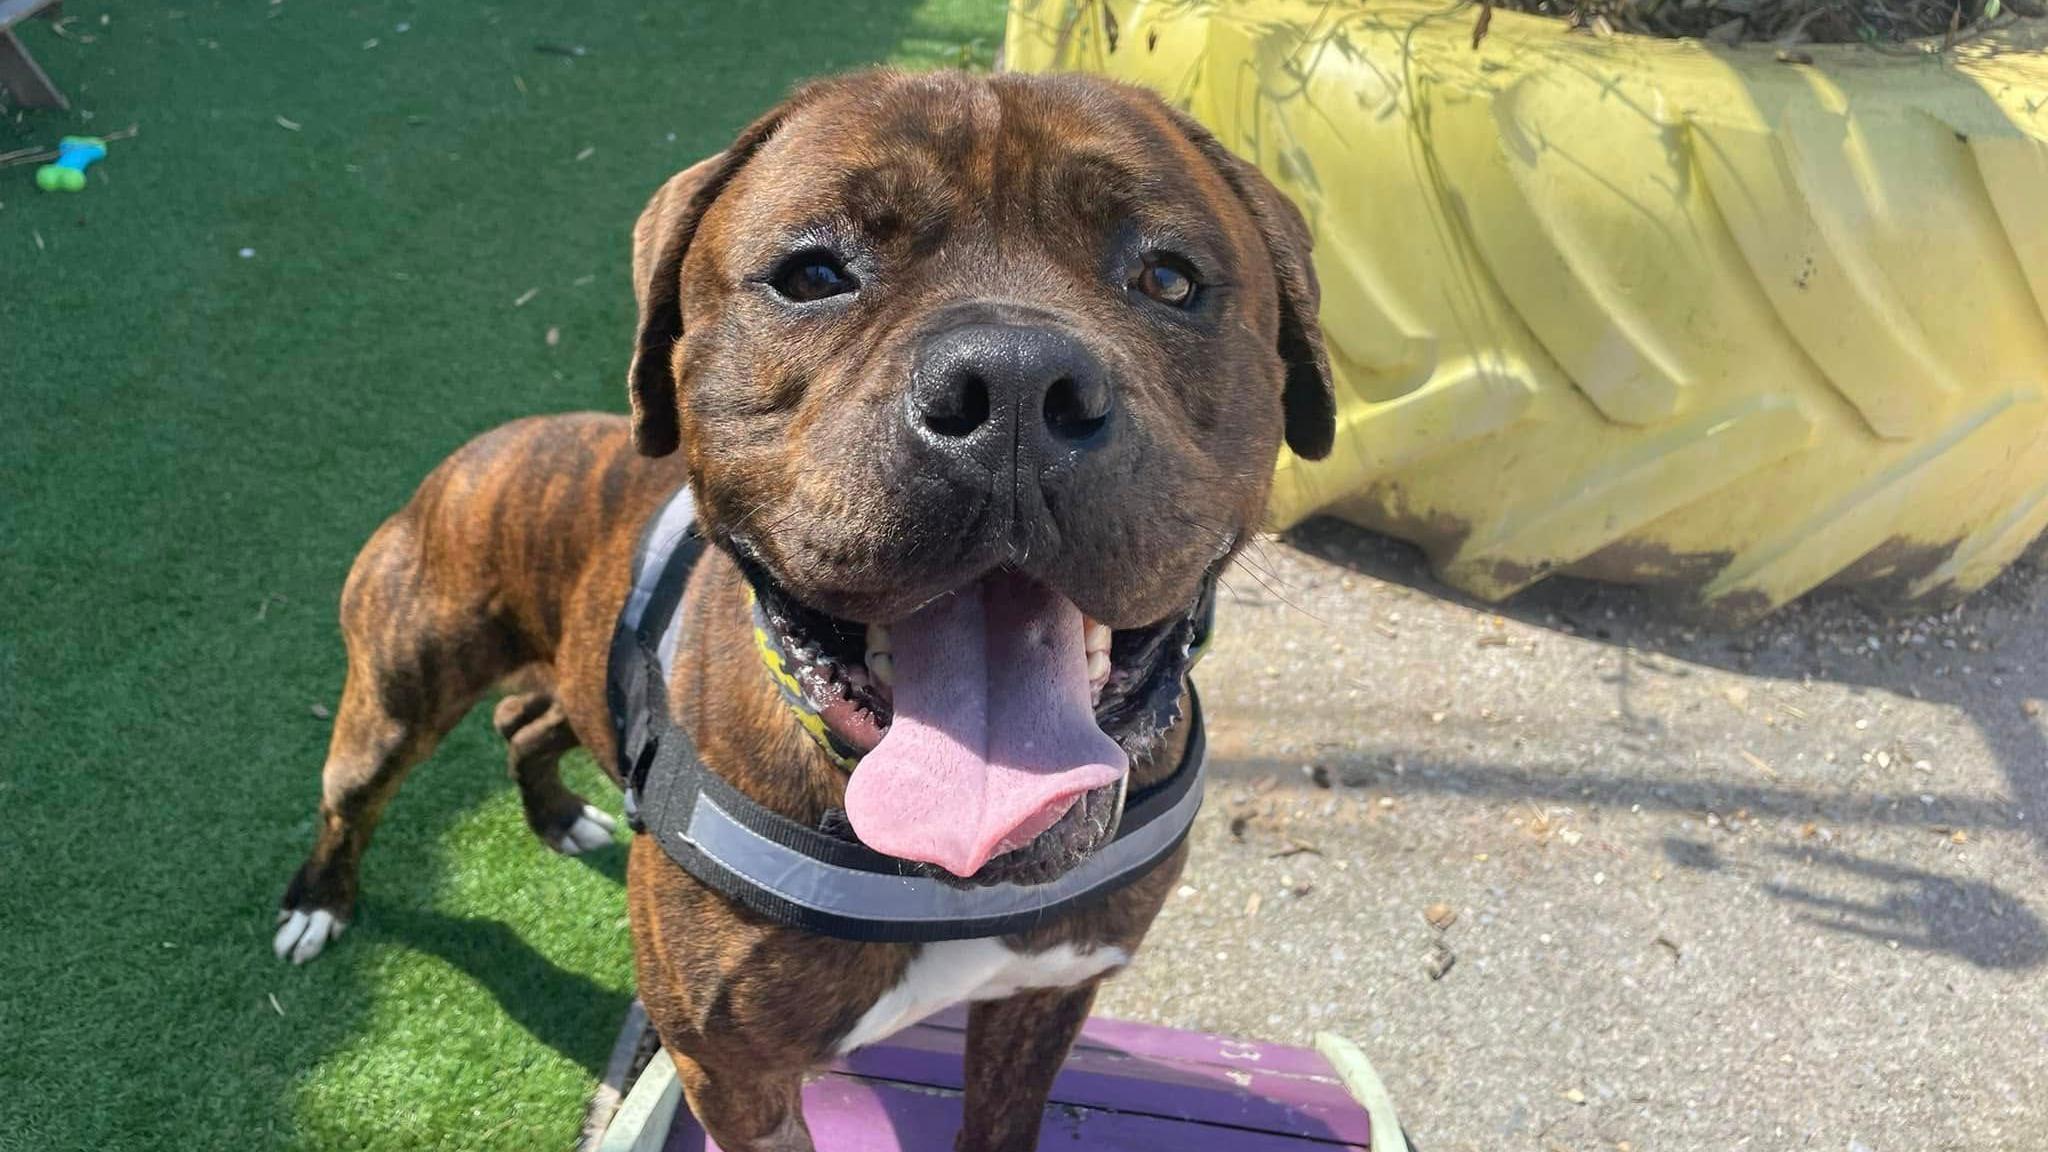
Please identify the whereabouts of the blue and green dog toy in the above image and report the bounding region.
[36,136,107,192]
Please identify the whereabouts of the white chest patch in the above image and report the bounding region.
[834,939,1129,1055]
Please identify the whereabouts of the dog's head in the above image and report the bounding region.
[628,70,1331,886]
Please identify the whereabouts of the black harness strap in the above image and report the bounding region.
[605,485,705,815]
[605,485,1208,944]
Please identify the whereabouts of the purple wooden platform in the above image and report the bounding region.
[661,1009,1370,1150]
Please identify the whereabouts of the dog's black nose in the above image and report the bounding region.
[907,322,1113,460]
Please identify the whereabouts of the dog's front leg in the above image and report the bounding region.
[955,983,1099,1152]
[674,1053,813,1152]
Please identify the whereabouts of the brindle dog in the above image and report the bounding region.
[274,70,1332,1152]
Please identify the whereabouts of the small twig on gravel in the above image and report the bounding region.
[1269,840,1324,859]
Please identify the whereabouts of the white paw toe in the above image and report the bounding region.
[554,807,616,855]
[272,908,345,965]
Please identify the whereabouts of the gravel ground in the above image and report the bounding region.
[1094,520,2048,1152]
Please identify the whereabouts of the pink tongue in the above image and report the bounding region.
[842,572,1127,878]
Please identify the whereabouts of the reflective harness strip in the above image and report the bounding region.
[604,485,1207,943]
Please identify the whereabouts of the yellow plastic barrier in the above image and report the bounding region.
[1007,1,2048,619]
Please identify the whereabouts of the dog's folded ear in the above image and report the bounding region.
[1157,104,1336,462]
[628,151,741,457]
[628,78,856,458]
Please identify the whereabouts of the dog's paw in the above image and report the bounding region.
[273,907,347,965]
[550,804,617,856]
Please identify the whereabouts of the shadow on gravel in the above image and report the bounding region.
[1265,517,2048,970]
[1657,835,2048,970]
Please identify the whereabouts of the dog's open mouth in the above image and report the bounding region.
[736,548,1206,884]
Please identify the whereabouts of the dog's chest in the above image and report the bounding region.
[833,939,1128,1055]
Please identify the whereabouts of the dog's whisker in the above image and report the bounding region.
[1170,510,1297,597]
[1201,537,1327,629]
[1170,511,1278,579]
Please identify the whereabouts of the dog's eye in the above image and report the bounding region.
[769,250,858,303]
[1133,254,1199,309]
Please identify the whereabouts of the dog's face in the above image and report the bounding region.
[629,70,1331,885]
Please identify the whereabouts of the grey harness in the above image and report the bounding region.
[604,485,1208,943]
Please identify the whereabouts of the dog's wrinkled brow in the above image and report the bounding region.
[834,162,955,255]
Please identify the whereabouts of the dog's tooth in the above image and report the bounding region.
[866,623,891,654]
[1087,648,1110,684]
[1084,619,1111,652]
[868,651,895,686]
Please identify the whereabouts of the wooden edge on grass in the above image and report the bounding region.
[585,996,663,1147]
[596,1045,681,1152]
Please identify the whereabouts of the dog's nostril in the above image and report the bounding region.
[1043,376,1110,442]
[922,372,991,438]
[910,323,1113,452]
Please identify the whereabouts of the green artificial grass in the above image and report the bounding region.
[0,3,1003,1148]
